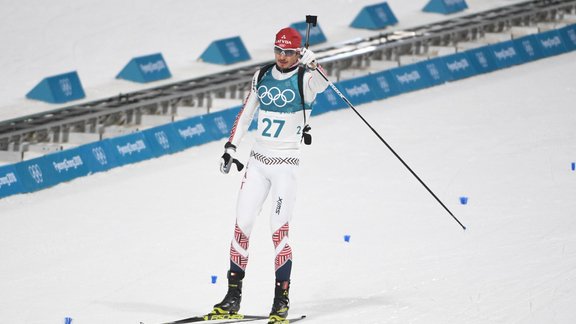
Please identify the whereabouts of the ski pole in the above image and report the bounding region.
[305,19,466,231]
[300,15,318,146]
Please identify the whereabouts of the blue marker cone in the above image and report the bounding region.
[344,234,351,243]
[211,275,218,284]
[572,162,575,171]
[459,196,468,205]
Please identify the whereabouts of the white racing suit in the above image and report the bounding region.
[227,64,328,280]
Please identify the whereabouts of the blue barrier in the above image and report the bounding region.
[172,116,215,147]
[108,132,155,166]
[312,86,348,116]
[513,35,546,62]
[26,71,86,104]
[15,157,60,192]
[535,29,569,57]
[81,140,118,173]
[350,2,398,30]
[202,108,241,140]
[419,57,453,85]
[489,41,525,69]
[200,36,251,65]
[143,124,185,157]
[441,53,478,80]
[423,0,468,14]
[337,76,377,105]
[117,53,172,83]
[43,147,92,183]
[369,70,402,100]
[559,24,576,50]
[389,63,433,92]
[0,164,25,199]
[465,46,499,74]
[290,21,327,46]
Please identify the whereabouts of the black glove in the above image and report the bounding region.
[302,125,312,145]
[220,142,244,174]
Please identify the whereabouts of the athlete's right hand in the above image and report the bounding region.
[220,142,244,174]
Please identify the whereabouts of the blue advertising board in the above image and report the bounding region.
[202,108,241,140]
[14,157,59,192]
[423,0,468,14]
[535,29,569,57]
[290,21,327,46]
[26,71,86,104]
[311,86,348,116]
[369,70,402,100]
[200,36,251,65]
[513,35,545,62]
[172,116,215,148]
[337,76,377,106]
[489,41,525,69]
[389,63,433,93]
[143,124,185,157]
[116,53,172,83]
[350,2,398,30]
[81,140,118,173]
[0,164,25,199]
[419,57,453,85]
[42,147,91,183]
[465,46,499,74]
[559,24,576,50]
[440,53,478,80]
[108,132,155,166]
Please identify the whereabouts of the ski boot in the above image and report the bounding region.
[212,270,244,315]
[268,280,290,323]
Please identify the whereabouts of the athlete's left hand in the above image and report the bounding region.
[300,48,318,70]
[220,142,244,174]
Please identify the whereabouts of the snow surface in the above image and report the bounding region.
[2,1,576,324]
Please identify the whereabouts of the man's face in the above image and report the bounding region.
[274,46,300,70]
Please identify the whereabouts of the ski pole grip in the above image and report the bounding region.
[306,15,318,26]
[304,15,318,49]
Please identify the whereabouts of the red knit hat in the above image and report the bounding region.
[275,27,302,49]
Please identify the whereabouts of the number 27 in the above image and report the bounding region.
[262,118,285,138]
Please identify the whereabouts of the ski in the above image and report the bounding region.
[149,314,306,324]
[153,313,267,324]
[207,315,305,324]
[270,314,307,323]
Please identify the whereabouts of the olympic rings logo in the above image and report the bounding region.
[28,164,43,184]
[154,131,170,150]
[257,85,295,108]
[59,78,73,97]
[92,147,108,165]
